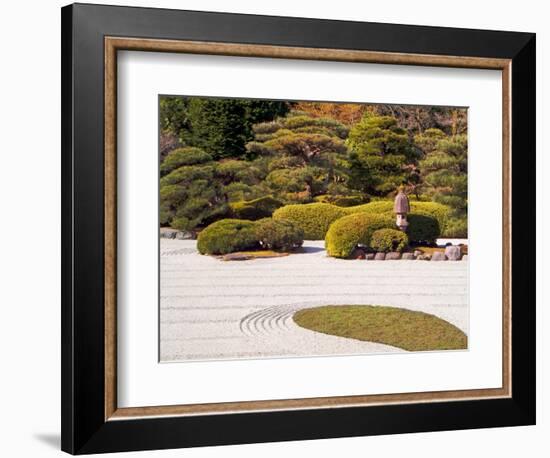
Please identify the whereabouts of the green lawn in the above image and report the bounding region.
[293,305,467,351]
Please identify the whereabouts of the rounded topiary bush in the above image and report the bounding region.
[346,200,393,215]
[160,147,212,175]
[325,213,394,258]
[331,196,367,207]
[255,218,304,251]
[272,203,349,240]
[410,202,450,234]
[197,219,258,255]
[406,213,440,244]
[230,196,283,220]
[370,229,409,252]
[345,200,450,234]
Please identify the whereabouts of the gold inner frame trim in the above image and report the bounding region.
[104,36,512,421]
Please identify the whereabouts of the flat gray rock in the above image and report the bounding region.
[385,252,401,260]
[431,252,447,261]
[365,253,375,260]
[175,231,193,240]
[445,245,462,261]
[374,252,386,260]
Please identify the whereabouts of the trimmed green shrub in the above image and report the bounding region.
[345,200,450,234]
[160,147,212,175]
[255,218,304,251]
[331,196,367,207]
[347,200,393,214]
[325,213,394,258]
[314,195,368,207]
[272,203,349,240]
[197,219,258,255]
[370,229,409,252]
[410,202,451,234]
[230,196,283,220]
[406,213,440,243]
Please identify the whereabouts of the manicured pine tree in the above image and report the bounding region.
[416,128,468,236]
[245,114,350,202]
[346,114,419,196]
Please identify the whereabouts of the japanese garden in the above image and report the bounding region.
[158,96,469,361]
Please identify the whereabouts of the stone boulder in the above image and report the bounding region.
[402,252,415,260]
[444,245,462,261]
[385,252,401,260]
[431,251,447,261]
[374,252,386,260]
[462,255,469,261]
[350,248,366,260]
[175,231,193,240]
[365,253,376,260]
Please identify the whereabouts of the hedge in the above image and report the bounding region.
[197,219,258,255]
[255,218,304,251]
[325,213,395,258]
[314,195,367,207]
[370,229,409,252]
[230,196,283,220]
[345,200,450,234]
[272,203,349,240]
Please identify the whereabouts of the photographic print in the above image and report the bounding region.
[159,96,468,362]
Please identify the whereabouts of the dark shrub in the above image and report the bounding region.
[160,147,212,175]
[230,196,283,220]
[370,229,409,252]
[325,213,394,258]
[272,203,349,240]
[331,196,367,207]
[255,218,304,251]
[197,219,258,255]
[407,213,440,243]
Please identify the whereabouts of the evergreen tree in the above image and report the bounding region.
[246,114,350,202]
[416,129,468,236]
[160,96,290,159]
[346,115,419,196]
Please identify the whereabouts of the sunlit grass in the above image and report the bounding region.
[293,305,467,351]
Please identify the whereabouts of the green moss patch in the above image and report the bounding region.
[293,305,467,351]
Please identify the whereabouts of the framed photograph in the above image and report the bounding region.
[61,3,536,454]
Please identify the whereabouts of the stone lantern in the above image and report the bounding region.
[393,187,410,232]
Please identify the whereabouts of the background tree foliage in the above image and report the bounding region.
[159,96,469,237]
[160,97,290,159]
[346,114,420,196]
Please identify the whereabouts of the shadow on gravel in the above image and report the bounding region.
[298,246,325,254]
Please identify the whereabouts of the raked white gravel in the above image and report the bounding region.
[160,239,468,362]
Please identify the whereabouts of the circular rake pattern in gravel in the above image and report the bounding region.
[239,305,301,336]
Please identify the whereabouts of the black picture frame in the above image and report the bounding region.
[61,3,536,454]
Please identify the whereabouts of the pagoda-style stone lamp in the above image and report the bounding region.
[394,187,410,232]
